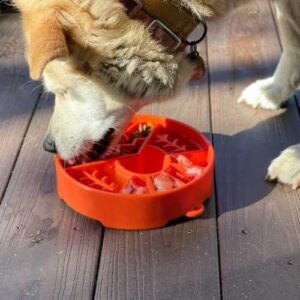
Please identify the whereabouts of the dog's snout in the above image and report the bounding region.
[43,135,57,154]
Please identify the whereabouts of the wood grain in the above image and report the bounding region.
[208,1,300,299]
[0,14,41,199]
[0,15,104,299]
[0,87,103,299]
[95,39,221,300]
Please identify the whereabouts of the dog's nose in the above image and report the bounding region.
[43,135,57,154]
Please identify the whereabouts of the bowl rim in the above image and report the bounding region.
[55,114,215,199]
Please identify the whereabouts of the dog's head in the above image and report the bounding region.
[19,0,196,163]
[42,59,141,164]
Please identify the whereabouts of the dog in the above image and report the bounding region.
[13,0,300,188]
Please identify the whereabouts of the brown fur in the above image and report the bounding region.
[15,0,200,98]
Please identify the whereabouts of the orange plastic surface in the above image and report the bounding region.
[55,114,214,230]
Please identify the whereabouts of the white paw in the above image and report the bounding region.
[267,144,300,189]
[238,78,283,110]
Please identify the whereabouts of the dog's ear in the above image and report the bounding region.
[23,13,69,80]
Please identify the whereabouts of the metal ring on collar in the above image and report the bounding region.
[186,20,208,46]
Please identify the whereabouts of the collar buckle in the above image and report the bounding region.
[147,19,182,52]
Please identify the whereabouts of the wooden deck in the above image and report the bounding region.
[0,2,300,299]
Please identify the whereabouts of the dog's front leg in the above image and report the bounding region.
[238,0,300,109]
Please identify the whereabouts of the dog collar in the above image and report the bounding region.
[119,0,207,81]
[119,0,207,53]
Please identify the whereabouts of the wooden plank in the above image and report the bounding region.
[0,14,41,199]
[208,1,300,299]
[0,93,103,299]
[95,40,221,299]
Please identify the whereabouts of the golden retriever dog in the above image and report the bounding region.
[13,0,300,188]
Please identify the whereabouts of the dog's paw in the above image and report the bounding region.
[238,78,284,110]
[266,144,300,189]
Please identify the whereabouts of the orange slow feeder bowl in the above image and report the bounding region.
[55,114,214,230]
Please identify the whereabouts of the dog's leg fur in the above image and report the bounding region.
[246,0,300,188]
[238,0,300,109]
